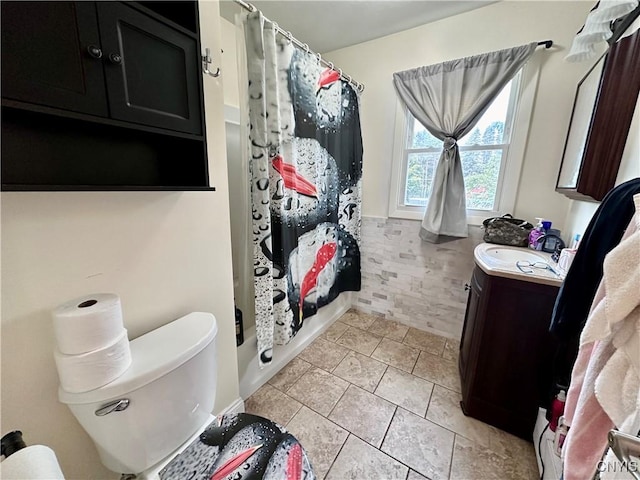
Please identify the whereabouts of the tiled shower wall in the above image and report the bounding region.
[356,217,484,340]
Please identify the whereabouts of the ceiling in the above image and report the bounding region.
[219,0,495,53]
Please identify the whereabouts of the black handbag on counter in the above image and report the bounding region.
[482,214,534,247]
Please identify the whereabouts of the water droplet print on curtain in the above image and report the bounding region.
[244,12,362,367]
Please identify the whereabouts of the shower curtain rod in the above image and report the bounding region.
[232,0,365,93]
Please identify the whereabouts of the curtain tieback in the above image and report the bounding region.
[443,136,458,151]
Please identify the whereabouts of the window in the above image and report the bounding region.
[389,69,536,225]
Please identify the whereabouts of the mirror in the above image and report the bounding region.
[556,26,640,202]
[557,54,606,190]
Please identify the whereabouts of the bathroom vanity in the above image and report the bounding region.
[459,244,562,439]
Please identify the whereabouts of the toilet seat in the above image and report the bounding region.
[140,413,315,480]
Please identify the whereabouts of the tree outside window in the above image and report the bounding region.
[402,76,519,212]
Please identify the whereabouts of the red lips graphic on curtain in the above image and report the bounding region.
[299,242,338,321]
[317,68,341,92]
[272,155,317,198]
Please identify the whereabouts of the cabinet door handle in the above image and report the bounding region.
[108,53,122,65]
[87,45,103,59]
[464,283,471,292]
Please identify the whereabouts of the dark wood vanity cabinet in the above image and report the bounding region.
[459,266,559,439]
[1,1,211,191]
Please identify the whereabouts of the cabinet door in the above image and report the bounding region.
[459,271,482,386]
[96,2,202,134]
[1,2,108,116]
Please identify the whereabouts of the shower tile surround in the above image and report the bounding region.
[357,217,483,339]
[245,310,539,480]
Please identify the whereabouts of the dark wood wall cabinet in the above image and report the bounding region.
[556,23,640,202]
[1,1,213,191]
[459,266,559,439]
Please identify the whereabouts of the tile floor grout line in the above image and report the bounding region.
[329,351,349,374]
[409,348,422,374]
[423,413,482,446]
[321,432,350,480]
[379,405,398,451]
[328,418,423,476]
[377,406,444,478]
[324,380,352,420]
[268,361,312,394]
[422,383,436,420]
[283,402,303,429]
[371,364,390,393]
[447,434,459,480]
[283,364,308,396]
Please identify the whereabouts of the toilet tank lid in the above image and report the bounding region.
[58,312,218,404]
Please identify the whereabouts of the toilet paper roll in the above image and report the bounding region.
[0,445,65,479]
[52,293,124,354]
[55,329,131,393]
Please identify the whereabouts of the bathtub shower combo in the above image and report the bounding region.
[226,12,364,395]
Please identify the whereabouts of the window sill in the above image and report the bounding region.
[388,205,494,227]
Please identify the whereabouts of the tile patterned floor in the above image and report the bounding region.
[244,310,540,480]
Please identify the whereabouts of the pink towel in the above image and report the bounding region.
[562,194,640,480]
[563,339,615,480]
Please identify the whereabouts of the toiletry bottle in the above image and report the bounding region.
[549,389,566,432]
[235,305,244,346]
[570,234,581,249]
[554,416,569,456]
[537,221,552,251]
[528,218,545,250]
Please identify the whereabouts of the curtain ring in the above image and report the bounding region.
[316,52,322,64]
[272,21,279,32]
[338,68,343,78]
[303,43,310,54]
[358,83,365,93]
[328,62,334,71]
[346,74,352,83]
[285,30,293,43]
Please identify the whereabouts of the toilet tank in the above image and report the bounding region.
[58,312,218,474]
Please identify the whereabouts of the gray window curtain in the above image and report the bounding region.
[393,43,537,243]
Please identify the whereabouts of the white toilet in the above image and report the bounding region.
[58,312,219,478]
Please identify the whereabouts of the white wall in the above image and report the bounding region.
[563,97,640,239]
[0,2,239,478]
[323,1,596,231]
[221,16,240,108]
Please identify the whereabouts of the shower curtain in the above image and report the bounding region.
[243,12,363,367]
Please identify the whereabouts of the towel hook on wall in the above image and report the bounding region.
[202,47,221,78]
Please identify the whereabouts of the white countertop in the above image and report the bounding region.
[474,243,564,287]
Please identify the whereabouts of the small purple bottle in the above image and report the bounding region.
[529,218,547,250]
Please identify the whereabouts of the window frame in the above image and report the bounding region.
[388,60,541,226]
